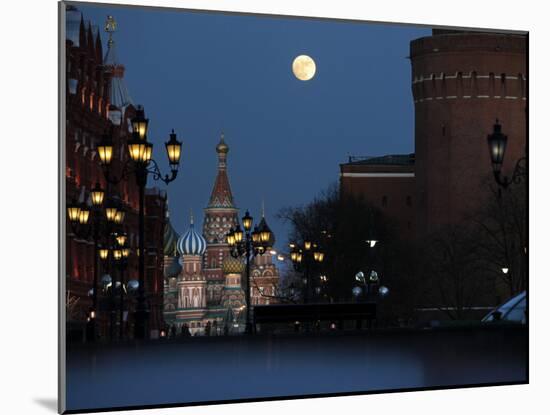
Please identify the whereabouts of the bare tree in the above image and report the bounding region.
[470,180,527,298]
[417,224,495,320]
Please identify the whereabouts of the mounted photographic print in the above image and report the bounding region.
[59,1,528,413]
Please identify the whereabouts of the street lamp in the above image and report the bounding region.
[105,200,118,223]
[97,133,114,166]
[67,200,81,223]
[99,247,109,260]
[115,232,127,247]
[98,105,183,339]
[78,205,90,225]
[131,106,149,140]
[354,270,381,302]
[290,239,324,303]
[90,182,105,206]
[487,120,527,189]
[226,210,274,334]
[114,207,125,225]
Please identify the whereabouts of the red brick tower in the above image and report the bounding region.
[410,30,527,237]
[203,133,240,304]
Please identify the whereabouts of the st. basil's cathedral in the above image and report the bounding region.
[162,135,280,335]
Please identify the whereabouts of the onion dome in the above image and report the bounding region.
[216,132,229,154]
[163,211,180,256]
[222,257,245,274]
[177,214,207,256]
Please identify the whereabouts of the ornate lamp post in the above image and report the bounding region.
[67,181,105,342]
[487,120,527,189]
[225,210,274,334]
[289,240,324,303]
[97,105,183,339]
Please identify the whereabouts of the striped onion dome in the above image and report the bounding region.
[177,216,207,256]
[222,257,245,274]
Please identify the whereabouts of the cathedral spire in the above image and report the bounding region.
[207,132,235,208]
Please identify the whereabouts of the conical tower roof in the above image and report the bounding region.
[207,133,235,209]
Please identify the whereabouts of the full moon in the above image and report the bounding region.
[292,55,316,81]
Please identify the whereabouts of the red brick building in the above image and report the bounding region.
[341,30,527,241]
[340,154,415,239]
[65,7,166,340]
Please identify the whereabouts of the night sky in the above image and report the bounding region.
[72,3,431,251]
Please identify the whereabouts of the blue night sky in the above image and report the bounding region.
[72,3,431,251]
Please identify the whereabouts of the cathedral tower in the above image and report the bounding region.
[203,133,240,304]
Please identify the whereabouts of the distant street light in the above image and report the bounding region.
[378,286,389,297]
[290,239,325,303]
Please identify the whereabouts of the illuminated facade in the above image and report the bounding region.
[65,7,166,340]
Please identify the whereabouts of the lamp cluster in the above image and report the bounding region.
[289,241,325,265]
[96,105,182,184]
[226,211,273,257]
[224,210,275,334]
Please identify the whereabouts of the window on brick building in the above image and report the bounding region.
[382,196,388,207]
[406,196,412,207]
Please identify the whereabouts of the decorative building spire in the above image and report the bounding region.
[207,132,235,208]
[103,14,133,125]
[261,199,265,218]
[104,15,118,63]
[190,208,194,225]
